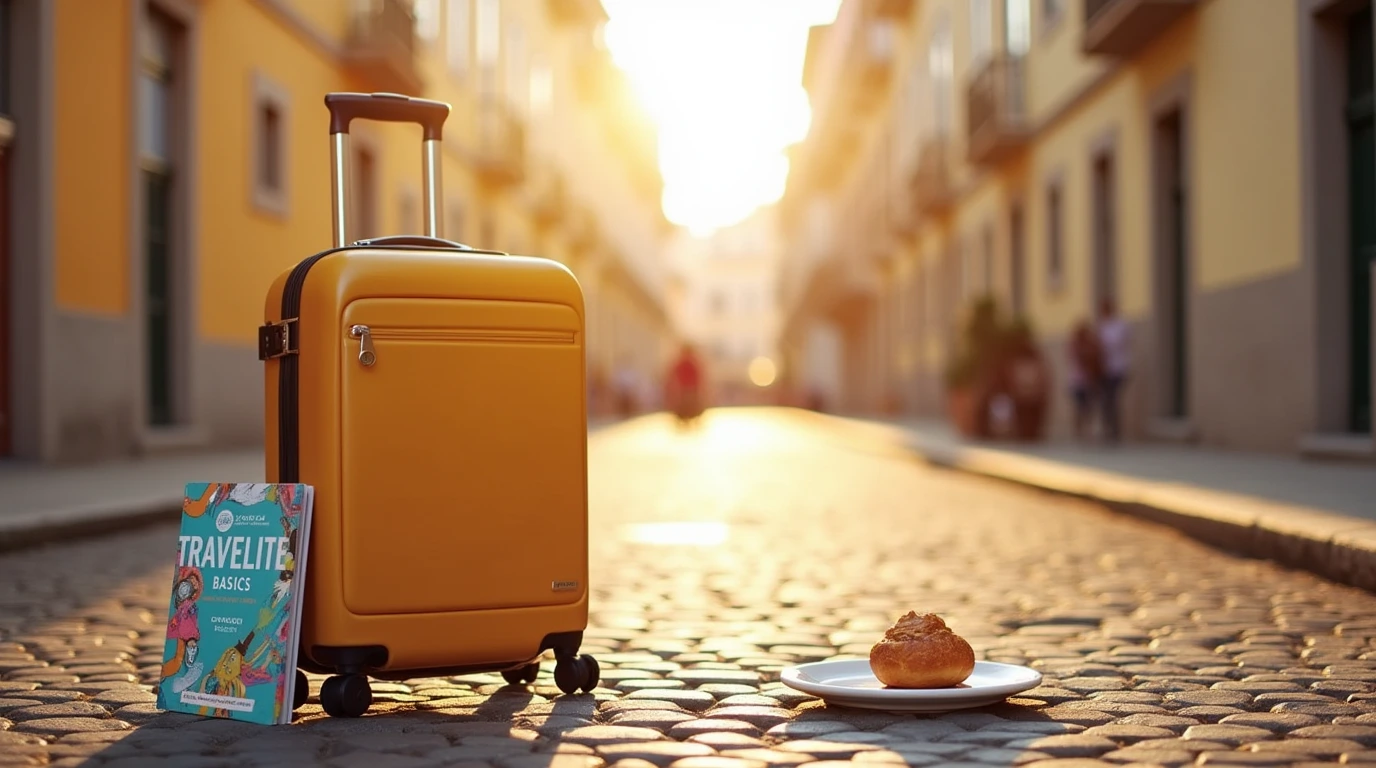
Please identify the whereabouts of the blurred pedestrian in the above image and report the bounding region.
[1068,319,1102,440]
[1096,297,1130,443]
[664,343,705,426]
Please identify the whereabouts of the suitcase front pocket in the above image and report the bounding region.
[338,298,587,617]
[348,325,577,368]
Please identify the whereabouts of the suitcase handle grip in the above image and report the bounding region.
[325,92,450,248]
[326,92,450,141]
[353,235,474,250]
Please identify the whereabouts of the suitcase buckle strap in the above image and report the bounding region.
[258,318,299,361]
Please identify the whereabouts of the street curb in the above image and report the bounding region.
[0,422,626,555]
[0,497,183,555]
[902,434,1376,595]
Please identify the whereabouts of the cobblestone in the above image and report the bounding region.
[1,413,1376,764]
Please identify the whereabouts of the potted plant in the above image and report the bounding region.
[998,316,1051,442]
[942,295,1049,441]
[942,295,1003,438]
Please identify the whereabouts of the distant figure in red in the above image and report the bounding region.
[665,343,706,426]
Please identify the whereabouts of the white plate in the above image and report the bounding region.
[780,659,1043,713]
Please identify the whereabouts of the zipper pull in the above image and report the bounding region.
[350,324,376,366]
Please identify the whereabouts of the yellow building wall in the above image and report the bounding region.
[284,0,351,45]
[1023,6,1109,124]
[1005,0,1302,340]
[197,0,347,344]
[53,0,131,315]
[1008,14,1191,337]
[197,0,488,344]
[1190,0,1302,290]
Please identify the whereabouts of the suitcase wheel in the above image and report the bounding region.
[554,654,600,695]
[292,669,309,711]
[320,673,373,718]
[501,661,541,686]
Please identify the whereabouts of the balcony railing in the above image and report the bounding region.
[573,44,612,103]
[869,0,913,20]
[472,99,525,187]
[566,206,600,252]
[846,20,896,113]
[342,0,421,95]
[911,135,954,216]
[966,53,1030,166]
[545,0,608,27]
[525,164,568,228]
[1083,0,1198,57]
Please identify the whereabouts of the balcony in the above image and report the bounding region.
[1083,0,1197,57]
[342,0,422,95]
[524,164,568,228]
[566,206,601,252]
[911,135,955,216]
[888,186,919,239]
[573,45,613,103]
[472,99,525,187]
[545,0,608,27]
[868,0,914,20]
[966,53,1030,166]
[845,20,897,113]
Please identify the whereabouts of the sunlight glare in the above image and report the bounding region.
[601,0,842,234]
[623,522,731,547]
[748,357,778,388]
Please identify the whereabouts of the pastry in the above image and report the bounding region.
[869,611,975,688]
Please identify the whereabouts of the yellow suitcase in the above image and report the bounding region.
[259,92,598,718]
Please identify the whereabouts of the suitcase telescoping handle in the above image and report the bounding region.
[325,92,450,249]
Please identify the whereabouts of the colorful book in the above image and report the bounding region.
[155,482,315,725]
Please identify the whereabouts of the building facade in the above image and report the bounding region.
[666,206,782,406]
[0,0,674,465]
[778,0,1376,457]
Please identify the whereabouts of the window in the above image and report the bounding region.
[530,58,553,115]
[399,189,418,235]
[475,0,500,96]
[447,201,465,243]
[251,71,289,216]
[476,0,499,66]
[928,11,953,134]
[414,0,440,43]
[982,222,995,295]
[0,0,10,116]
[1046,178,1064,290]
[1042,0,1065,32]
[970,0,992,68]
[446,0,469,75]
[479,216,495,248]
[1005,0,1031,56]
[352,144,378,242]
[504,22,527,112]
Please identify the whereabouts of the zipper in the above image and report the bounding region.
[346,325,575,367]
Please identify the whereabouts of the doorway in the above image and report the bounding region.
[0,137,9,457]
[1154,106,1189,420]
[1092,149,1117,312]
[0,0,12,456]
[1009,201,1025,317]
[1345,1,1373,433]
[140,5,188,429]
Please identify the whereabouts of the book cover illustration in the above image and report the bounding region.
[156,482,315,725]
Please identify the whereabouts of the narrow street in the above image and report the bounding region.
[0,409,1373,766]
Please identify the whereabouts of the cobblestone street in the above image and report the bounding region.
[1,409,1375,767]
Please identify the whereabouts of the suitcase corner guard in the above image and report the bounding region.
[258,318,300,361]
